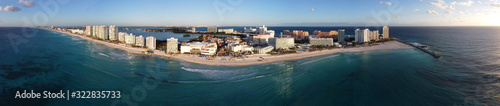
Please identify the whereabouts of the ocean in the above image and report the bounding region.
[0,26,499,105]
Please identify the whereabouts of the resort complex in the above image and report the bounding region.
[39,25,404,66]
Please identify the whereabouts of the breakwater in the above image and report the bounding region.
[398,40,442,58]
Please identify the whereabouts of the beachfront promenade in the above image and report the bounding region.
[47,28,412,66]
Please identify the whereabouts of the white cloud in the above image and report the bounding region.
[456,11,464,14]
[414,9,420,12]
[491,3,500,7]
[428,0,454,10]
[4,6,21,12]
[0,7,2,12]
[310,8,315,12]
[450,1,474,6]
[380,1,392,5]
[18,0,34,7]
[445,11,452,14]
[427,10,439,15]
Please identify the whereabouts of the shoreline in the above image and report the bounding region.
[47,28,413,66]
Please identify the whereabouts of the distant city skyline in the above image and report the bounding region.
[1,0,500,27]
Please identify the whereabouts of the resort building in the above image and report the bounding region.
[125,34,136,45]
[228,44,254,52]
[108,25,118,41]
[355,29,369,43]
[338,29,345,43]
[118,32,127,42]
[218,29,234,34]
[250,34,274,45]
[255,46,274,54]
[166,37,178,54]
[92,26,97,38]
[244,27,257,33]
[187,27,196,32]
[179,42,217,55]
[84,26,92,37]
[310,38,333,46]
[97,25,109,40]
[69,29,84,34]
[146,36,156,50]
[268,37,294,49]
[135,35,145,47]
[207,26,217,33]
[313,30,338,39]
[383,26,389,39]
[370,30,379,41]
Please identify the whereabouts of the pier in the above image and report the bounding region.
[398,40,442,58]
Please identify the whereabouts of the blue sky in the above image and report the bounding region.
[1,0,499,26]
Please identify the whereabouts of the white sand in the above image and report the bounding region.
[54,29,412,66]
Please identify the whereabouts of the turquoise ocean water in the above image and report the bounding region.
[1,27,499,105]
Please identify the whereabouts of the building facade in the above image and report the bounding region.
[268,37,294,49]
[383,26,389,39]
[166,37,178,53]
[207,26,217,33]
[310,38,333,46]
[135,35,145,47]
[84,26,92,37]
[338,29,345,43]
[355,29,369,43]
[108,25,118,41]
[118,32,127,42]
[146,36,156,50]
[125,34,136,45]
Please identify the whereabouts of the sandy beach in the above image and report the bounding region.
[52,29,412,66]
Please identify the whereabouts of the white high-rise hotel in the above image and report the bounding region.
[146,36,156,50]
[383,26,389,39]
[109,25,118,41]
[355,29,369,43]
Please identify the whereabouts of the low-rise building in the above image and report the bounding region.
[218,29,234,34]
[255,46,274,54]
[310,38,333,46]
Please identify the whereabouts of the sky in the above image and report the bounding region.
[0,0,499,26]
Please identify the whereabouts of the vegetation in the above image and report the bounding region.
[183,34,191,37]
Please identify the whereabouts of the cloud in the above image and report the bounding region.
[380,1,392,5]
[414,9,420,12]
[456,11,464,14]
[427,10,439,15]
[445,11,452,14]
[18,0,35,7]
[428,0,454,10]
[450,1,474,6]
[0,7,2,12]
[310,8,315,12]
[491,3,500,7]
[4,6,21,12]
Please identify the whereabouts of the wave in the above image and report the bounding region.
[299,54,340,66]
[108,52,135,60]
[181,67,263,81]
[98,53,110,58]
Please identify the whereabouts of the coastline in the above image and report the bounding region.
[48,28,413,66]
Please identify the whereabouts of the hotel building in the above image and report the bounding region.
[166,37,178,54]
[383,26,389,39]
[338,29,345,43]
[355,29,369,43]
[135,35,145,47]
[108,25,118,41]
[207,26,217,33]
[268,37,294,49]
[310,38,333,46]
[146,36,156,50]
[118,32,127,42]
[125,33,136,45]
